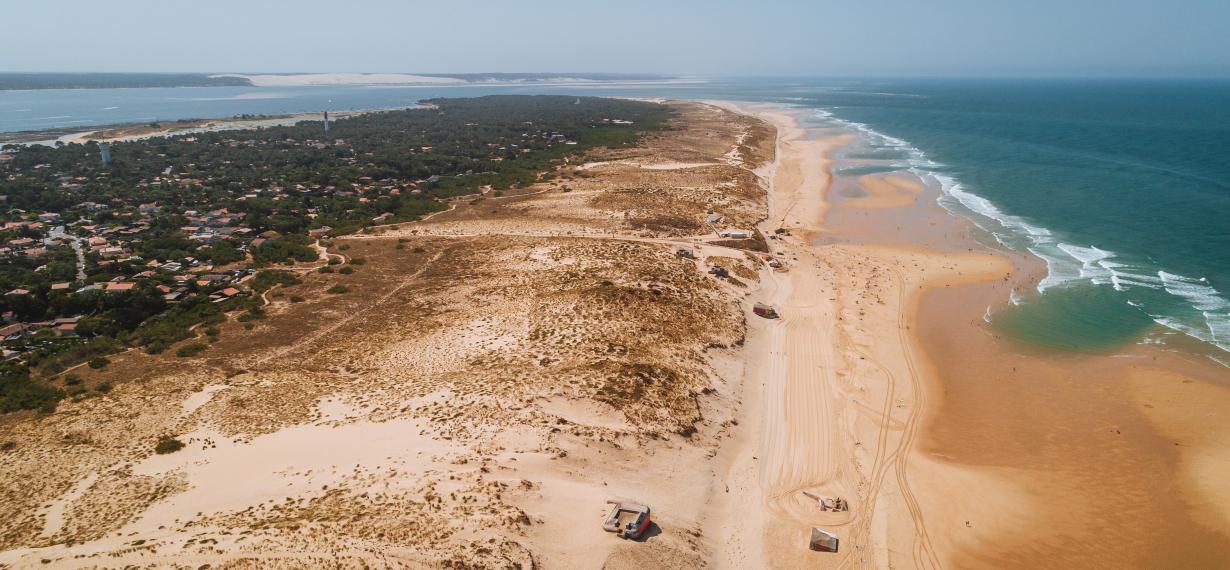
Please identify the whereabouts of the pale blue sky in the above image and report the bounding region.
[4,0,1228,77]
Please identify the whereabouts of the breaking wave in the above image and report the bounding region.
[809,108,1230,358]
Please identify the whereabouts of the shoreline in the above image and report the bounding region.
[802,100,1230,369]
[917,258,1230,566]
[0,80,705,145]
[709,100,1013,567]
[1,107,408,146]
[712,101,1230,567]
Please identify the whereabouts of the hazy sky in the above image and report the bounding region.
[5,0,1228,77]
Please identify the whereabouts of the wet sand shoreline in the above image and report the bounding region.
[716,100,1230,568]
[827,118,1230,565]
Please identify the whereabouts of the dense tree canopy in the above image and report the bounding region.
[0,96,671,412]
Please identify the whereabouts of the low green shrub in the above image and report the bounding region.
[176,343,207,358]
[155,436,185,454]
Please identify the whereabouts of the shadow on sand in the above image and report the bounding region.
[631,522,662,542]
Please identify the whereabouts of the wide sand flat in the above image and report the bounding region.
[710,102,1019,568]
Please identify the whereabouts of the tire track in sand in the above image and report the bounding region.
[887,267,941,569]
[247,249,447,369]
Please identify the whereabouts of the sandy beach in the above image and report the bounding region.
[712,101,1230,568]
[707,102,1014,568]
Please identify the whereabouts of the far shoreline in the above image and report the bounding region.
[0,107,416,147]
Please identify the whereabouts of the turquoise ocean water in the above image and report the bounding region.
[788,80,1230,364]
[3,79,1228,363]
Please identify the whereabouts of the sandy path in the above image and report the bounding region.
[245,249,443,368]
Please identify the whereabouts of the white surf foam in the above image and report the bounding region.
[1057,244,1116,285]
[1101,260,1164,292]
[1152,315,1214,343]
[1160,272,1230,312]
[1159,271,1230,351]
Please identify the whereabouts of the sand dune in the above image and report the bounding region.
[213,73,467,86]
[0,101,777,568]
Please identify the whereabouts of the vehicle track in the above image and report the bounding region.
[830,259,940,570]
[247,249,447,369]
[888,267,941,569]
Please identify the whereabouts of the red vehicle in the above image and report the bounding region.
[602,501,651,539]
[753,302,779,319]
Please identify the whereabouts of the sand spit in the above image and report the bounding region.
[0,101,776,568]
[214,73,468,87]
[45,109,382,147]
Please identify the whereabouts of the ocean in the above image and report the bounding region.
[782,79,1230,363]
[3,79,1228,362]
